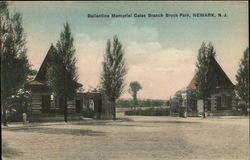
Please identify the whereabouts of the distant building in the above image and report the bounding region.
[26,45,112,121]
[170,56,240,117]
[187,56,235,112]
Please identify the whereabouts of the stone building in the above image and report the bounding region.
[186,56,235,114]
[26,45,112,121]
[171,55,242,117]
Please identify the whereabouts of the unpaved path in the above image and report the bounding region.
[2,112,249,160]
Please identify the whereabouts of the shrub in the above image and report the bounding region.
[6,102,25,122]
[117,99,169,108]
[82,108,94,118]
[6,89,32,122]
[7,111,23,122]
[124,107,170,116]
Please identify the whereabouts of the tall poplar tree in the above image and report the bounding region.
[100,36,127,120]
[235,47,249,113]
[195,42,216,118]
[1,2,31,126]
[48,22,78,122]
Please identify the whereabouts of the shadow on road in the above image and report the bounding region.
[72,118,152,128]
[2,141,22,158]
[116,117,135,122]
[3,127,106,136]
[140,120,201,124]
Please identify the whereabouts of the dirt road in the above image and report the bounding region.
[2,112,249,160]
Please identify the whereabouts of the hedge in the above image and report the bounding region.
[124,108,170,116]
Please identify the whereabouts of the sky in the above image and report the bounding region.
[9,1,248,100]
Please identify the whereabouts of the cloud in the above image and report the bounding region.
[75,35,196,99]
[125,41,196,67]
[74,34,105,91]
[123,65,195,99]
[123,42,196,99]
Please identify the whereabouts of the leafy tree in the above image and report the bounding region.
[173,90,183,115]
[186,88,197,112]
[128,81,142,109]
[174,90,183,105]
[195,42,216,98]
[27,68,37,82]
[48,22,78,122]
[100,36,127,120]
[195,42,216,118]
[1,2,32,126]
[235,48,249,113]
[7,88,32,122]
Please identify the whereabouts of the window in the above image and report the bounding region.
[216,96,221,108]
[226,96,232,107]
[222,95,227,107]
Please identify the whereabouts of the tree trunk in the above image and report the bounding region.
[203,98,206,118]
[1,98,7,126]
[2,105,7,126]
[245,102,248,116]
[112,101,116,120]
[64,97,68,122]
[135,93,138,110]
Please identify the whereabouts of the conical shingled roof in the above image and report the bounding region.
[187,74,197,90]
[187,56,234,90]
[35,44,57,82]
[27,44,82,87]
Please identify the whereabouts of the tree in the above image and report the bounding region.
[174,90,183,102]
[186,88,197,112]
[195,42,216,118]
[48,22,78,122]
[1,2,32,126]
[174,90,183,112]
[100,36,127,120]
[235,48,249,114]
[128,81,142,109]
[7,88,32,122]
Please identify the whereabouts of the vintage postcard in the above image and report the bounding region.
[1,1,249,160]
